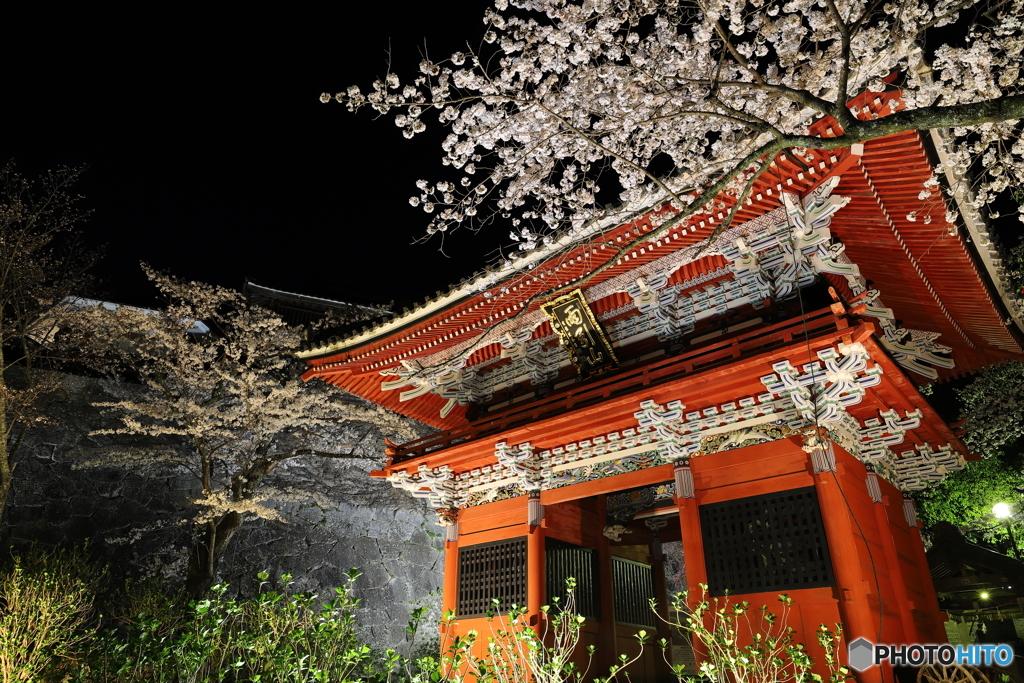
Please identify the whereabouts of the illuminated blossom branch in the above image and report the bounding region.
[325,0,1024,271]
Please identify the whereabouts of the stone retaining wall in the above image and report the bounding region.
[4,372,444,648]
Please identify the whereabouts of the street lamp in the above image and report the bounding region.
[993,503,1019,559]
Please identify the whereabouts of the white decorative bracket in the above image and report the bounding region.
[839,265,955,380]
[858,408,922,461]
[387,464,458,512]
[495,441,544,491]
[760,342,882,425]
[499,327,536,361]
[381,358,479,419]
[895,443,965,491]
[625,274,672,314]
[878,328,954,380]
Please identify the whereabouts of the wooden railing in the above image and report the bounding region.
[388,306,846,464]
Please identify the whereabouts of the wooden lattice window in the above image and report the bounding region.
[546,539,600,620]
[700,486,835,596]
[457,538,527,617]
[612,556,656,628]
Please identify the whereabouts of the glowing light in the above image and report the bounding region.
[994,503,1013,519]
[980,592,990,600]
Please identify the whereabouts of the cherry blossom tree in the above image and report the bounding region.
[326,0,1023,285]
[0,163,96,525]
[70,267,416,597]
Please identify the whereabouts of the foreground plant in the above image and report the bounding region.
[0,546,103,683]
[0,554,854,683]
[234,570,372,683]
[438,580,594,683]
[77,569,374,683]
[666,586,850,683]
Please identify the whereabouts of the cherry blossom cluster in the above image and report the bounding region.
[66,267,417,539]
[324,0,1024,248]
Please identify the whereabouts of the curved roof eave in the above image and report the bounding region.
[925,129,1024,340]
[294,188,674,360]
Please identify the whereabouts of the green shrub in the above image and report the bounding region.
[75,569,373,683]
[0,546,103,683]
[666,586,850,683]
[434,579,594,683]
[0,550,849,683]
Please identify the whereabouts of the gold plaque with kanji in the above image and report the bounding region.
[541,289,618,379]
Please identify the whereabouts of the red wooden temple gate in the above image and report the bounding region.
[300,98,1024,682]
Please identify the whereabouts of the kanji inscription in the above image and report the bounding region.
[541,289,617,379]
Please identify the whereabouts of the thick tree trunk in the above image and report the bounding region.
[183,457,274,599]
[0,418,11,535]
[185,511,246,598]
[0,345,12,532]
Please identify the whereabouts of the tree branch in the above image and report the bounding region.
[429,91,1024,367]
[822,0,854,124]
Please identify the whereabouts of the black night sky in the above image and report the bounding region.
[1,5,506,310]
[6,6,1021,315]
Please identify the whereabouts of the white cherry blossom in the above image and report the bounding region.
[326,0,1023,285]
